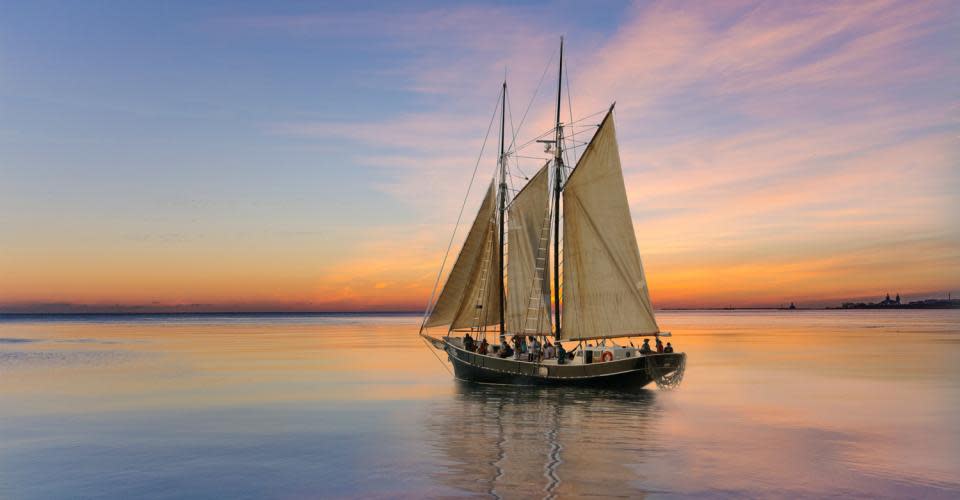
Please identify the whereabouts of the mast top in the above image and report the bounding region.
[554,36,564,162]
[552,35,564,340]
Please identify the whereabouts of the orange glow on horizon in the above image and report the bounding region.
[1,1,956,314]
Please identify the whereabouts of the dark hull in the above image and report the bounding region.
[444,341,685,388]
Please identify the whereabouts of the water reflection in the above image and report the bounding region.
[426,382,663,498]
[1,312,957,498]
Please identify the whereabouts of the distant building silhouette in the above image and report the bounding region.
[878,293,900,306]
[841,292,958,309]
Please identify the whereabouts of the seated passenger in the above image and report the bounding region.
[639,339,653,355]
[478,338,489,355]
[656,337,664,353]
[544,341,555,359]
[500,341,514,358]
[664,342,674,353]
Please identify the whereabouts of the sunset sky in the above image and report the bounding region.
[1,0,957,312]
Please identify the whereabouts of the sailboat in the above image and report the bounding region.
[419,39,685,389]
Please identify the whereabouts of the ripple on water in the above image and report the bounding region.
[54,338,122,345]
[0,349,137,368]
[422,383,665,498]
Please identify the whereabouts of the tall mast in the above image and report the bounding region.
[498,81,507,337]
[553,37,564,340]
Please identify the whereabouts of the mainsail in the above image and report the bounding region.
[506,164,552,334]
[425,181,502,329]
[560,111,659,340]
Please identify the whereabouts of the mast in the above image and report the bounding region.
[498,81,507,337]
[553,37,564,340]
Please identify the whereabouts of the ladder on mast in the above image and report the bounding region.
[470,219,498,335]
[521,203,553,335]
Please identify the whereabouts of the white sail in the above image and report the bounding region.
[451,220,501,330]
[560,111,659,340]
[425,181,502,329]
[506,165,552,334]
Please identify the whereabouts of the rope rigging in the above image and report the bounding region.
[645,353,687,389]
[419,88,504,334]
[564,59,577,168]
[506,46,557,153]
[510,108,609,155]
[416,37,686,392]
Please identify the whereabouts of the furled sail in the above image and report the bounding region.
[425,181,502,329]
[506,164,552,334]
[560,111,659,340]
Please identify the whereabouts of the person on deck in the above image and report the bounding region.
[556,343,567,364]
[639,339,653,355]
[478,338,489,355]
[464,333,475,352]
[544,340,555,359]
[500,341,514,358]
[528,336,540,362]
[664,342,674,353]
[656,337,664,353]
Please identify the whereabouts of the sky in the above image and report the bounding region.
[1,0,958,312]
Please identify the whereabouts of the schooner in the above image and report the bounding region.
[420,39,685,388]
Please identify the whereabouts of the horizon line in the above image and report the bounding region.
[1,292,954,315]
[0,306,915,315]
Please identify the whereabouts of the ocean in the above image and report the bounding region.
[1,310,958,498]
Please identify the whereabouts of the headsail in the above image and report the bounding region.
[506,164,552,334]
[425,181,502,329]
[560,111,659,340]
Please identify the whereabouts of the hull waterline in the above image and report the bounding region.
[443,341,685,388]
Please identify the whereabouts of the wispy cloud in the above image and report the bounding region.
[5,1,955,311]
[252,1,959,307]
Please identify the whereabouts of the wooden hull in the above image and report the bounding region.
[443,341,685,388]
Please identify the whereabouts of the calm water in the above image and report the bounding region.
[1,311,958,499]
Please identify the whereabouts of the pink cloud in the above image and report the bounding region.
[261,1,958,307]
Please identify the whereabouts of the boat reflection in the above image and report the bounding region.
[424,382,665,498]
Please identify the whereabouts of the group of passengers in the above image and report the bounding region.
[461,333,568,363]
[508,334,567,363]
[462,333,672,362]
[638,337,674,354]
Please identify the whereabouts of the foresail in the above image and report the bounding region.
[560,111,659,340]
[506,165,552,334]
[425,181,502,329]
[450,220,501,329]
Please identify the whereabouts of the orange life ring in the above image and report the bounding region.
[601,351,613,362]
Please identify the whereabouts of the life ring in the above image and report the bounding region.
[601,351,613,362]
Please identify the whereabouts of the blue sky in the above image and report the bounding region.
[1,0,957,311]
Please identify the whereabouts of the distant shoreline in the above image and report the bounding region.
[0,311,424,317]
[1,307,956,318]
